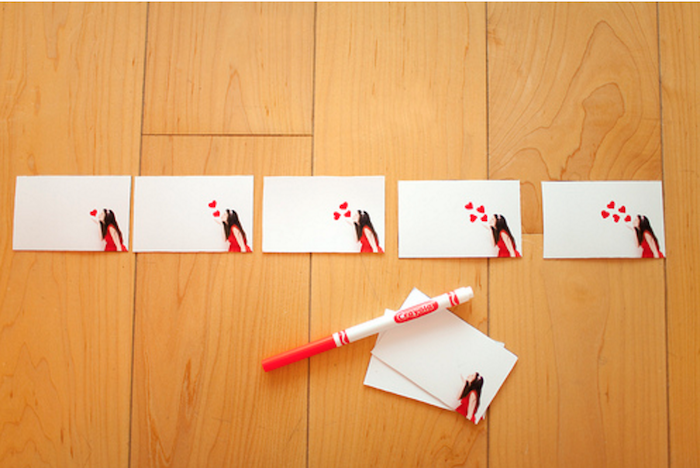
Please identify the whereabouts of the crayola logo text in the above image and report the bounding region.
[394,301,439,323]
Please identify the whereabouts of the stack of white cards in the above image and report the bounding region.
[364,288,518,424]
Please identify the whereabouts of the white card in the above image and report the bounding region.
[13,176,132,252]
[133,176,254,252]
[365,288,518,423]
[542,181,666,258]
[398,180,522,258]
[365,355,452,411]
[365,301,452,411]
[262,176,385,253]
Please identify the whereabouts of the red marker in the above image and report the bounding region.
[262,287,474,372]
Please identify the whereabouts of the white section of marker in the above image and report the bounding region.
[262,287,474,372]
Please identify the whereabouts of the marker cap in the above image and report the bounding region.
[262,335,337,372]
[454,286,474,304]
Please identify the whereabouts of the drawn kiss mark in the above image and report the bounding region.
[601,210,610,219]
[90,209,97,217]
[339,201,348,210]
[208,200,217,208]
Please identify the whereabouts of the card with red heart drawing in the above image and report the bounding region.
[542,181,665,259]
[262,176,385,253]
[13,176,132,252]
[398,180,522,258]
[132,176,254,252]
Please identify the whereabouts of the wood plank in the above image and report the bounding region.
[490,235,667,467]
[659,4,700,466]
[0,4,146,466]
[488,5,667,465]
[488,3,661,234]
[130,136,312,467]
[311,4,488,466]
[143,3,314,136]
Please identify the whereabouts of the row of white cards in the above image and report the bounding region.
[13,176,666,258]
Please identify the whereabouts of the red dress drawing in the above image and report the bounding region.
[496,237,520,258]
[228,229,252,253]
[455,390,480,423]
[359,227,383,253]
[104,225,127,252]
[456,373,484,423]
[640,237,663,258]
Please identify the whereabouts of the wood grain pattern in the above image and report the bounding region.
[314,3,487,179]
[2,3,700,467]
[130,137,312,468]
[0,3,145,176]
[489,236,667,467]
[660,4,700,466]
[143,3,314,136]
[488,5,668,466]
[0,4,146,467]
[312,4,488,467]
[488,3,661,234]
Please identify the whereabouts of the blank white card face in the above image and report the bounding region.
[262,176,385,253]
[13,176,132,252]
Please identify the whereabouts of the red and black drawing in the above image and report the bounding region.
[600,200,664,258]
[465,202,520,258]
[209,200,252,253]
[90,208,127,252]
[333,201,383,253]
[456,372,484,423]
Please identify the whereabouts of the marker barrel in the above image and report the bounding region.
[262,287,473,372]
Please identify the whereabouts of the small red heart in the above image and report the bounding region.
[344,210,351,217]
[618,205,626,213]
[624,215,632,223]
[613,214,620,223]
[339,202,348,210]
[601,210,610,219]
[465,202,473,210]
[90,209,97,217]
[333,212,341,220]
[607,201,615,209]
[476,205,485,214]
[470,214,478,223]
[481,215,488,222]
[208,200,217,208]
[213,210,220,217]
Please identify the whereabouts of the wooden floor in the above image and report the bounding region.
[1,3,699,467]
